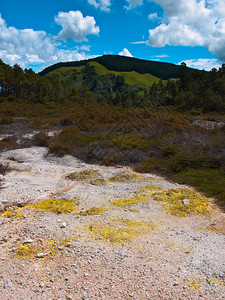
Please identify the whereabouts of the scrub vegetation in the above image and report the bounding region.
[0,55,225,209]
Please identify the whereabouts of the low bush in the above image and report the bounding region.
[48,144,72,156]
[34,132,49,147]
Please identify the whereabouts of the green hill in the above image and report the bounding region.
[46,61,161,90]
[39,55,183,80]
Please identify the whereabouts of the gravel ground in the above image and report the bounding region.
[0,147,224,300]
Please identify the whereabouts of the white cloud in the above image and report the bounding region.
[147,0,225,61]
[125,0,143,10]
[88,0,111,12]
[131,41,147,44]
[152,54,169,58]
[55,11,99,42]
[119,48,133,57]
[148,12,158,20]
[179,58,221,71]
[0,14,98,70]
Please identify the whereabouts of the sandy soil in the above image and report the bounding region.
[0,147,224,300]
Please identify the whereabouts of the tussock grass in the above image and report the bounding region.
[90,178,110,185]
[66,169,100,181]
[109,171,144,182]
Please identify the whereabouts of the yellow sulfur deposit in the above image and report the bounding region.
[111,196,149,207]
[84,219,155,244]
[34,198,79,213]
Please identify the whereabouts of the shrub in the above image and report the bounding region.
[48,144,72,156]
[34,132,49,147]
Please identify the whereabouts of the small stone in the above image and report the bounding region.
[173,282,179,286]
[24,238,33,244]
[65,242,72,247]
[0,202,4,211]
[219,272,223,278]
[5,279,13,287]
[58,246,64,251]
[60,222,67,228]
[35,252,47,258]
[182,199,190,206]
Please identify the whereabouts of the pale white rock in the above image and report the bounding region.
[24,238,33,244]
[60,222,67,228]
[35,252,47,258]
[182,199,190,206]
[5,279,13,287]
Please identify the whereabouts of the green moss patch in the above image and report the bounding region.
[111,196,149,207]
[85,219,155,244]
[66,169,100,181]
[34,198,79,214]
[79,207,107,216]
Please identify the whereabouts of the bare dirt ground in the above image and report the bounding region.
[0,147,224,300]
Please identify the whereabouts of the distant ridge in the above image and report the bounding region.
[39,55,186,80]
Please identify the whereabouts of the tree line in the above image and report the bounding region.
[0,58,225,112]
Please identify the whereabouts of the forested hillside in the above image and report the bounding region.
[1,57,225,113]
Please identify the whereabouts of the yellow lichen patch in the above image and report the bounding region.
[78,207,107,216]
[90,178,110,186]
[84,219,155,244]
[1,208,24,218]
[108,171,145,182]
[138,184,165,196]
[188,280,202,290]
[15,244,38,258]
[141,187,211,217]
[128,209,139,213]
[195,227,220,233]
[34,198,79,214]
[66,169,100,181]
[46,238,77,254]
[206,278,225,286]
[111,196,148,207]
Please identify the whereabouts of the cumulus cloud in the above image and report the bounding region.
[147,0,225,61]
[0,14,98,70]
[55,11,99,42]
[88,0,111,12]
[119,48,133,57]
[125,0,143,10]
[179,58,221,71]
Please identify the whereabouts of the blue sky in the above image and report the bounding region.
[0,0,224,71]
